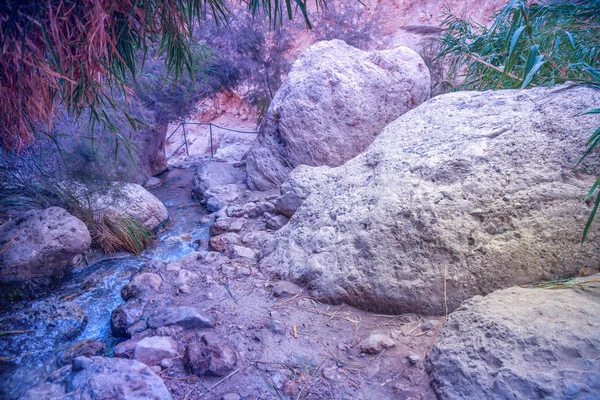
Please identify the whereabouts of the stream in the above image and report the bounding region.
[0,168,208,400]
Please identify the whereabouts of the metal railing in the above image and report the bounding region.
[166,122,258,160]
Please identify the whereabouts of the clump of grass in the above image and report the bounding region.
[89,215,154,256]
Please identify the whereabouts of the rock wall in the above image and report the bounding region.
[246,40,431,190]
[260,85,600,315]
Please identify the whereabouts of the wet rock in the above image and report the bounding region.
[148,306,215,329]
[246,40,430,190]
[21,383,66,399]
[0,301,87,365]
[60,340,107,366]
[191,161,246,202]
[0,207,91,283]
[114,339,137,359]
[260,85,600,315]
[427,276,600,400]
[144,177,162,189]
[266,215,289,230]
[359,332,396,354]
[272,281,303,298]
[121,272,162,301]
[184,334,237,376]
[65,356,172,399]
[209,232,241,253]
[133,336,179,366]
[90,182,169,231]
[274,192,304,217]
[110,299,145,338]
[231,245,257,260]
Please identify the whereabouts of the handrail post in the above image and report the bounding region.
[182,123,189,156]
[209,124,214,159]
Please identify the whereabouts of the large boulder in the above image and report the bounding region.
[246,39,431,190]
[260,85,600,315]
[90,182,168,231]
[0,207,91,283]
[64,356,172,399]
[191,161,246,201]
[426,275,600,399]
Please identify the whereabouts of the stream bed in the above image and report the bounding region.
[0,168,208,399]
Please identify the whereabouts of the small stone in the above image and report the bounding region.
[272,281,303,298]
[322,365,344,381]
[283,380,298,397]
[144,177,162,189]
[426,331,434,337]
[60,340,106,365]
[266,319,286,335]
[114,339,137,359]
[148,306,215,329]
[408,355,421,365]
[110,299,145,338]
[221,394,242,400]
[275,192,304,217]
[151,365,162,374]
[72,356,93,371]
[226,206,245,218]
[180,284,192,294]
[206,292,214,300]
[184,333,237,376]
[359,332,396,354]
[231,245,257,260]
[133,336,178,366]
[421,320,435,331]
[160,358,174,369]
[121,272,162,301]
[266,215,290,230]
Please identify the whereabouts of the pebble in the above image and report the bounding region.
[408,355,421,365]
[421,320,435,331]
[160,358,174,369]
[222,394,241,400]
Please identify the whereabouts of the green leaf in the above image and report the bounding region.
[582,183,600,243]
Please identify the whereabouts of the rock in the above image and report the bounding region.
[408,355,421,366]
[246,40,430,190]
[427,276,600,399]
[114,339,137,359]
[231,245,257,260]
[0,207,91,283]
[60,340,106,366]
[110,299,147,338]
[21,383,66,399]
[266,215,289,230]
[283,380,298,397]
[226,206,245,218]
[121,272,162,301]
[266,319,286,335]
[65,356,172,399]
[272,281,303,298]
[147,306,215,329]
[421,320,435,331]
[274,192,304,217]
[160,358,174,369]
[174,270,199,286]
[209,232,242,253]
[204,184,247,212]
[221,393,241,400]
[133,336,179,366]
[72,356,94,371]
[144,176,162,189]
[241,230,272,250]
[191,161,247,202]
[359,332,396,354]
[184,334,237,376]
[90,182,169,230]
[260,85,600,315]
[322,365,345,381]
[209,217,244,236]
[0,301,87,365]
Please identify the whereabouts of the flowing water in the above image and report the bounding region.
[0,168,208,399]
